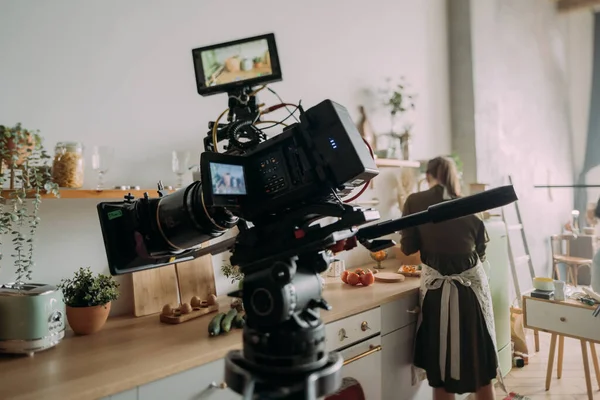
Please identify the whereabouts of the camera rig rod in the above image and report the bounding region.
[204,86,265,154]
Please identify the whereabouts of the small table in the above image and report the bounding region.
[523,294,600,400]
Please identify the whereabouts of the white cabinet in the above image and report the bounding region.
[380,291,420,335]
[137,358,239,400]
[381,322,432,400]
[101,388,138,400]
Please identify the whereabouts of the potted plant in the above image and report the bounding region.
[221,263,244,311]
[0,123,59,284]
[57,267,120,335]
[253,57,263,68]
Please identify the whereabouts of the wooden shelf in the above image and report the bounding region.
[375,158,421,168]
[0,189,171,200]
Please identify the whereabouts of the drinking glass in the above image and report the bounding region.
[91,145,114,190]
[172,150,191,188]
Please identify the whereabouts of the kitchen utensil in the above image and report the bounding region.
[532,277,554,291]
[91,145,114,190]
[327,259,345,278]
[172,150,190,188]
[374,272,406,283]
[132,266,179,317]
[159,303,219,324]
[0,283,65,355]
[553,280,566,301]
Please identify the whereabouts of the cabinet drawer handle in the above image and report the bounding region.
[407,306,420,314]
[209,381,228,389]
[343,345,382,366]
[560,317,566,322]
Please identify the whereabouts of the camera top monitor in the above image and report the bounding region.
[192,33,282,96]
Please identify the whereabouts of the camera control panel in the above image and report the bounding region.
[259,154,288,195]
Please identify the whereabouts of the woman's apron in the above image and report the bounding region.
[411,260,508,394]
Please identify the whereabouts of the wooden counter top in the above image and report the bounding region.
[0,260,419,400]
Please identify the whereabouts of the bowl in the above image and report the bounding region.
[533,277,554,291]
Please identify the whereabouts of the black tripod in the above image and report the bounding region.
[223,203,379,399]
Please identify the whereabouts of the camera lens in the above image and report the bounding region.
[156,181,238,251]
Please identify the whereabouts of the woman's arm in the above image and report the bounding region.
[400,195,421,256]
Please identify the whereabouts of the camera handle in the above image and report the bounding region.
[204,86,264,154]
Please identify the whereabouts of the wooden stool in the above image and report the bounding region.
[546,334,600,400]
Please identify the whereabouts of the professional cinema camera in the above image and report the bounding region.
[96,33,519,399]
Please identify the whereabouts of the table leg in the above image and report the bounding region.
[557,335,564,379]
[546,334,557,391]
[590,342,600,389]
[535,330,540,353]
[581,340,593,400]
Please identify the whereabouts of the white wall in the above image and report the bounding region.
[566,10,600,208]
[0,0,450,315]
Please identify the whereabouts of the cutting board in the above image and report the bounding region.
[131,265,179,317]
[174,254,216,306]
[131,250,216,317]
[374,272,406,283]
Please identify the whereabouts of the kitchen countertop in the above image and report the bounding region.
[0,260,420,400]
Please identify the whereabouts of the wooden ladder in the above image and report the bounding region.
[502,175,540,352]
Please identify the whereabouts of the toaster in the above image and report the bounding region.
[0,282,66,356]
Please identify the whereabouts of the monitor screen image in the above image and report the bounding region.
[210,162,247,195]
[200,38,273,87]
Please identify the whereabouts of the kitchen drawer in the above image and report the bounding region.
[524,297,600,342]
[137,358,239,400]
[381,290,419,335]
[325,307,381,352]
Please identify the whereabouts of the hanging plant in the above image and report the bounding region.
[0,123,59,283]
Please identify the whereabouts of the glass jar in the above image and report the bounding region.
[52,142,84,188]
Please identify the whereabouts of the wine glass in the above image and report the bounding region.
[91,146,114,190]
[172,150,190,188]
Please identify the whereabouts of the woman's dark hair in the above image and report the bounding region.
[426,156,462,198]
[595,197,600,219]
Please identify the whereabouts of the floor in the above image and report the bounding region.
[492,332,599,399]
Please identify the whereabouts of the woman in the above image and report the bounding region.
[400,156,501,400]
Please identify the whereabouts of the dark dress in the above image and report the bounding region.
[400,185,498,394]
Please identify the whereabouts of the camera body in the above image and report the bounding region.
[201,99,378,221]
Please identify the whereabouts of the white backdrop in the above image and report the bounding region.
[0,0,451,314]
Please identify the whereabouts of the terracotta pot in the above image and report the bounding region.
[66,302,111,335]
[1,134,35,166]
[224,57,240,73]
